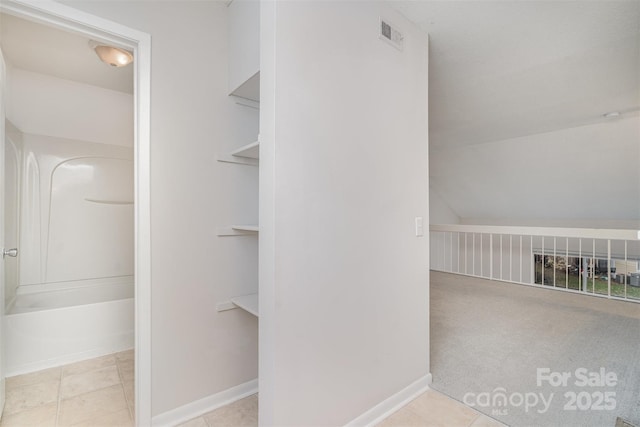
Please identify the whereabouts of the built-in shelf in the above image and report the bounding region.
[84,199,134,205]
[232,225,259,232]
[231,140,259,159]
[217,225,259,236]
[229,71,260,103]
[231,293,259,317]
[234,97,259,110]
[225,0,260,325]
[218,139,260,166]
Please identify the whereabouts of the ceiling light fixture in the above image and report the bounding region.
[603,111,621,119]
[89,40,133,67]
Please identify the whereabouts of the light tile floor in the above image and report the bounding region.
[0,350,135,427]
[179,389,506,427]
[1,352,504,427]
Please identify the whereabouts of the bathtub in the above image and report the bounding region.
[5,276,134,376]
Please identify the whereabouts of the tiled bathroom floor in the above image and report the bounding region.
[0,350,134,427]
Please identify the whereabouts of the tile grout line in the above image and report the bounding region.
[55,367,63,427]
[116,354,134,423]
[467,412,481,427]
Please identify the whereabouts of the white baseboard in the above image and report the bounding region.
[151,378,259,427]
[6,336,134,377]
[345,373,432,427]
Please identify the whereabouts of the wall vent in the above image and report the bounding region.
[379,18,403,51]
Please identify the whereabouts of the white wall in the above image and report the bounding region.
[260,2,430,425]
[59,0,259,417]
[430,186,460,224]
[6,68,133,147]
[431,116,640,229]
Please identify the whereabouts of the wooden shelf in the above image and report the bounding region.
[231,293,259,317]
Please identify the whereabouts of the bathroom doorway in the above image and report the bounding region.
[0,1,151,424]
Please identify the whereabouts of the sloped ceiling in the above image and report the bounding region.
[397,0,640,149]
[430,117,639,223]
[396,1,640,225]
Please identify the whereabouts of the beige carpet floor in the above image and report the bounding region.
[430,271,640,427]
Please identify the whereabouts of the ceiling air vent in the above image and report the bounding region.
[379,18,403,51]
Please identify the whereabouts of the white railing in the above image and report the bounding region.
[430,224,640,302]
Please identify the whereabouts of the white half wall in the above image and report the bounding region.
[5,68,133,147]
[431,115,640,228]
[59,0,259,417]
[260,2,430,425]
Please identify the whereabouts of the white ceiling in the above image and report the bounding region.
[0,12,133,94]
[396,0,640,149]
[3,2,637,147]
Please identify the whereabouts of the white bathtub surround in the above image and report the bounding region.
[5,277,134,376]
[10,276,133,314]
[7,131,134,289]
[2,123,135,376]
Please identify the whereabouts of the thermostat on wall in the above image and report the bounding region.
[379,18,403,51]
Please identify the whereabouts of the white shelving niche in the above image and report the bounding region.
[218,0,260,320]
[217,138,260,166]
[230,293,259,317]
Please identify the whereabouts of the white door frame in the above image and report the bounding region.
[0,1,152,425]
[0,45,7,420]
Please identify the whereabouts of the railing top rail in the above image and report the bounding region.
[430,224,640,241]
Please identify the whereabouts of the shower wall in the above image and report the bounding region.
[6,124,133,303]
[4,120,22,309]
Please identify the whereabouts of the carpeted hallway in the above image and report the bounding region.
[430,271,640,427]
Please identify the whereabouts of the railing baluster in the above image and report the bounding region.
[445,232,448,272]
[565,237,569,289]
[472,233,476,276]
[553,237,556,287]
[509,235,513,282]
[450,232,453,273]
[519,235,523,284]
[579,238,583,292]
[457,233,461,273]
[480,233,483,277]
[592,239,596,293]
[530,235,533,284]
[490,234,494,280]
[540,236,544,285]
[500,235,503,280]
[625,240,628,299]
[608,239,611,298]
[465,233,468,275]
